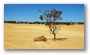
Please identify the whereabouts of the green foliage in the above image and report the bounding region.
[39,15,43,21]
[39,8,62,22]
[39,8,62,39]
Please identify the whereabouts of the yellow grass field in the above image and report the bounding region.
[4,23,84,49]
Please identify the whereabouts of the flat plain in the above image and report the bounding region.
[4,23,84,49]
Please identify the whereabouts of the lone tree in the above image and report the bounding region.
[39,8,62,39]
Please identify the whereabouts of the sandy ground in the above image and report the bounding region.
[4,23,84,49]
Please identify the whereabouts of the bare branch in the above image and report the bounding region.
[39,8,62,39]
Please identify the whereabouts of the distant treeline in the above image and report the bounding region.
[4,20,84,25]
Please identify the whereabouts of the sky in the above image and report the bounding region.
[4,4,84,22]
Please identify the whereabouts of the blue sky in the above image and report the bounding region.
[4,4,84,22]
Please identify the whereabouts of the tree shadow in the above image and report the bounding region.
[48,38,68,41]
[54,38,67,41]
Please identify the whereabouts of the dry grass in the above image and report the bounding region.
[4,23,84,49]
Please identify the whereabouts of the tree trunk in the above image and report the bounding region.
[54,33,56,39]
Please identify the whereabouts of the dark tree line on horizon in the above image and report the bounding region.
[4,20,43,24]
[4,20,84,25]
